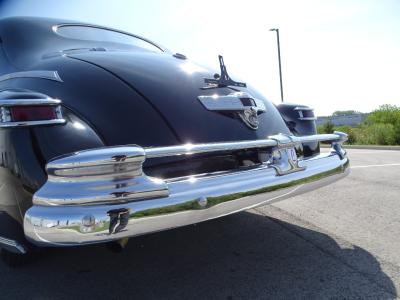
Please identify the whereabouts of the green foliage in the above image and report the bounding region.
[322,120,335,134]
[320,104,400,145]
[334,125,357,144]
[365,104,400,144]
[366,104,400,125]
[355,123,397,145]
[317,125,325,134]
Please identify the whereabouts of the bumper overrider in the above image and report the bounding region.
[24,132,349,247]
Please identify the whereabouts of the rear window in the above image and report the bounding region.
[56,25,162,52]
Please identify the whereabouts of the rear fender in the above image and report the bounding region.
[276,103,319,157]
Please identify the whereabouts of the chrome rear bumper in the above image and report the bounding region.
[24,132,349,247]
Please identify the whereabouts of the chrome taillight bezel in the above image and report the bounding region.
[293,106,317,121]
[0,98,66,128]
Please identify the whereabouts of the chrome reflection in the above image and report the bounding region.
[33,132,348,206]
[0,71,63,83]
[34,146,169,206]
[24,152,349,247]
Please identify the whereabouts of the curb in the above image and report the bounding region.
[320,144,400,151]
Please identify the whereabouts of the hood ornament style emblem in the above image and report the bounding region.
[198,92,266,130]
[202,55,246,90]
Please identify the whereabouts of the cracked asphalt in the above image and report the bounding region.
[1,149,399,299]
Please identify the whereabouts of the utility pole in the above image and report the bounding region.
[269,28,284,102]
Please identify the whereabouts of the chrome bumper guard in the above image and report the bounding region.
[24,132,349,246]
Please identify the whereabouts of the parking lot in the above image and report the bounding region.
[1,149,399,299]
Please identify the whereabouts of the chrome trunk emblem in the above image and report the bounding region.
[197,92,266,130]
[239,107,259,130]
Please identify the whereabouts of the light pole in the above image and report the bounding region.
[269,28,284,103]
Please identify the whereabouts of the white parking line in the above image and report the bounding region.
[321,150,400,155]
[348,151,400,154]
[352,163,400,169]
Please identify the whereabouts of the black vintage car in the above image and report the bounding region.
[0,17,349,266]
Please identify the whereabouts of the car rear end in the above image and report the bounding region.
[0,17,349,258]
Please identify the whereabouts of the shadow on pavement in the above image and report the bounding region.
[0,210,396,299]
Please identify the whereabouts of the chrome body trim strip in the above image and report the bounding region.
[24,151,349,247]
[0,71,63,83]
[0,98,61,106]
[0,119,66,128]
[0,236,27,254]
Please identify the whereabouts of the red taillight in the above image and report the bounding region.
[9,106,58,122]
[0,91,65,128]
[300,110,315,118]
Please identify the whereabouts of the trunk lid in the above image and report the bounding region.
[69,51,290,144]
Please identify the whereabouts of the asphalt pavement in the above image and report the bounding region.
[1,149,399,299]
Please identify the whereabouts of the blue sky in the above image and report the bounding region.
[1,0,399,116]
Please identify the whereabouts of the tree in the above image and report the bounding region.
[366,104,400,124]
[366,104,400,144]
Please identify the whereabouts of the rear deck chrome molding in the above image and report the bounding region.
[0,236,27,254]
[24,132,349,246]
[0,71,63,83]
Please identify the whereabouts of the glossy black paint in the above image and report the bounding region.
[69,52,290,144]
[0,127,46,245]
[7,58,181,148]
[0,42,16,74]
[0,17,165,70]
[0,17,290,146]
[0,17,315,248]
